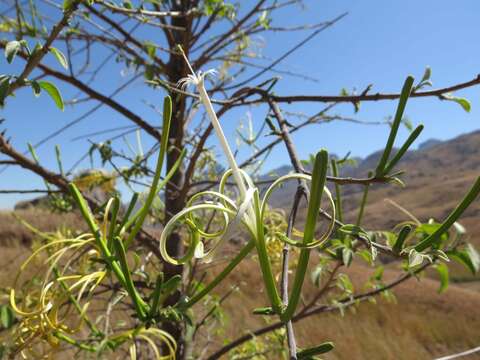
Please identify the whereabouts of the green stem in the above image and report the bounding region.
[356,183,370,226]
[125,97,172,246]
[330,159,343,222]
[185,240,255,309]
[69,184,148,318]
[282,150,329,322]
[253,189,283,314]
[54,331,97,352]
[53,267,102,337]
[383,124,424,175]
[113,236,148,319]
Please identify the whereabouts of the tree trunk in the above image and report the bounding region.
[163,1,193,358]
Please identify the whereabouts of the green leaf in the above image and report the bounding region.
[434,263,449,293]
[466,243,480,273]
[49,47,68,69]
[144,41,156,59]
[338,224,369,239]
[5,40,21,63]
[63,0,76,10]
[375,76,414,176]
[253,306,274,315]
[408,249,424,268]
[372,266,384,281]
[393,225,411,254]
[383,124,423,174]
[402,117,413,131]
[443,94,471,112]
[420,66,431,83]
[342,248,353,267]
[452,97,471,112]
[0,305,14,329]
[298,342,334,359]
[38,81,64,110]
[448,248,478,275]
[310,265,323,287]
[415,177,480,251]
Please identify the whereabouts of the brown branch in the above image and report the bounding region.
[8,1,81,94]
[194,0,267,69]
[36,63,162,141]
[0,133,162,258]
[0,189,61,194]
[99,2,197,18]
[0,40,163,141]
[86,4,168,70]
[0,136,69,192]
[247,74,480,104]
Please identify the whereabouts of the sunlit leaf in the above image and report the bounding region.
[434,263,449,293]
[50,47,68,69]
[5,40,21,63]
[38,81,64,110]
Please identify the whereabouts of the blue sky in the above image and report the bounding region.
[1,0,480,208]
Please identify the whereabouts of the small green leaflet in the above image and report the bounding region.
[443,93,471,112]
[5,40,21,63]
[49,47,68,69]
[0,305,14,329]
[298,342,334,359]
[434,263,449,293]
[38,81,64,110]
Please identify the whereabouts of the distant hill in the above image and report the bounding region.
[262,130,480,249]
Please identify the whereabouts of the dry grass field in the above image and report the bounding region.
[1,131,480,359]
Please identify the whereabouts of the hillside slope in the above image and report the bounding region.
[204,258,480,359]
[266,130,480,246]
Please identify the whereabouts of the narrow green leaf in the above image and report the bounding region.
[383,125,424,174]
[0,305,14,329]
[148,274,164,319]
[375,76,414,176]
[330,159,343,222]
[420,66,431,83]
[298,342,334,359]
[38,81,64,110]
[113,193,138,242]
[392,225,411,254]
[466,243,480,273]
[113,236,148,319]
[338,224,369,239]
[49,47,68,69]
[124,96,172,247]
[442,94,471,112]
[5,40,21,63]
[452,97,471,112]
[434,263,449,293]
[415,177,480,251]
[253,307,274,315]
[282,149,329,322]
[448,244,479,275]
